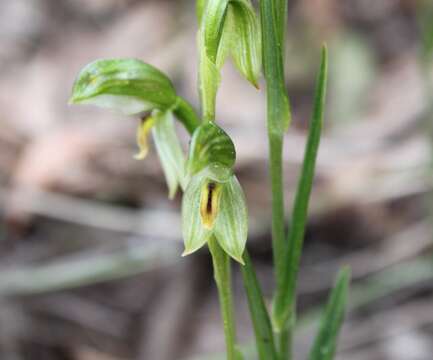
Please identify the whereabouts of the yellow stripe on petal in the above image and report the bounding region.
[200,181,222,230]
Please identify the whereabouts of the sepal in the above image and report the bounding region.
[213,174,248,264]
[70,59,177,115]
[152,111,187,199]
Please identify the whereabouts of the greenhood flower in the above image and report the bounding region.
[182,164,247,264]
[182,122,248,264]
[200,0,261,86]
[199,0,261,120]
[69,59,189,198]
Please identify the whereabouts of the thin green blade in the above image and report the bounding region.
[241,251,278,360]
[273,45,328,330]
[308,267,351,360]
[259,0,290,136]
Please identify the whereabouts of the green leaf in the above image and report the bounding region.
[259,0,290,135]
[214,174,248,264]
[241,251,278,360]
[152,111,187,199]
[273,45,328,330]
[188,121,236,176]
[70,59,177,115]
[227,0,262,87]
[308,267,351,360]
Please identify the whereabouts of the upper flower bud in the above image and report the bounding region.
[199,0,262,120]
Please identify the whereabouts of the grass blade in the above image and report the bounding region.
[273,45,328,330]
[259,0,290,136]
[241,251,278,360]
[308,267,351,360]
[258,0,291,318]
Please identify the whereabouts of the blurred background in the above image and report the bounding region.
[0,0,433,359]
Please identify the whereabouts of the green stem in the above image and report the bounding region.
[268,135,286,286]
[208,237,239,360]
[259,0,291,357]
[174,96,201,134]
[259,0,291,283]
[275,0,288,57]
[276,327,291,360]
[259,0,290,337]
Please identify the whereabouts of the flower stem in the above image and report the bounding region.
[276,327,292,360]
[258,0,290,285]
[208,236,239,360]
[268,134,286,289]
[174,96,201,134]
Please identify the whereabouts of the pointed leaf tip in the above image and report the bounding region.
[234,255,246,266]
[181,248,196,257]
[308,267,351,360]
